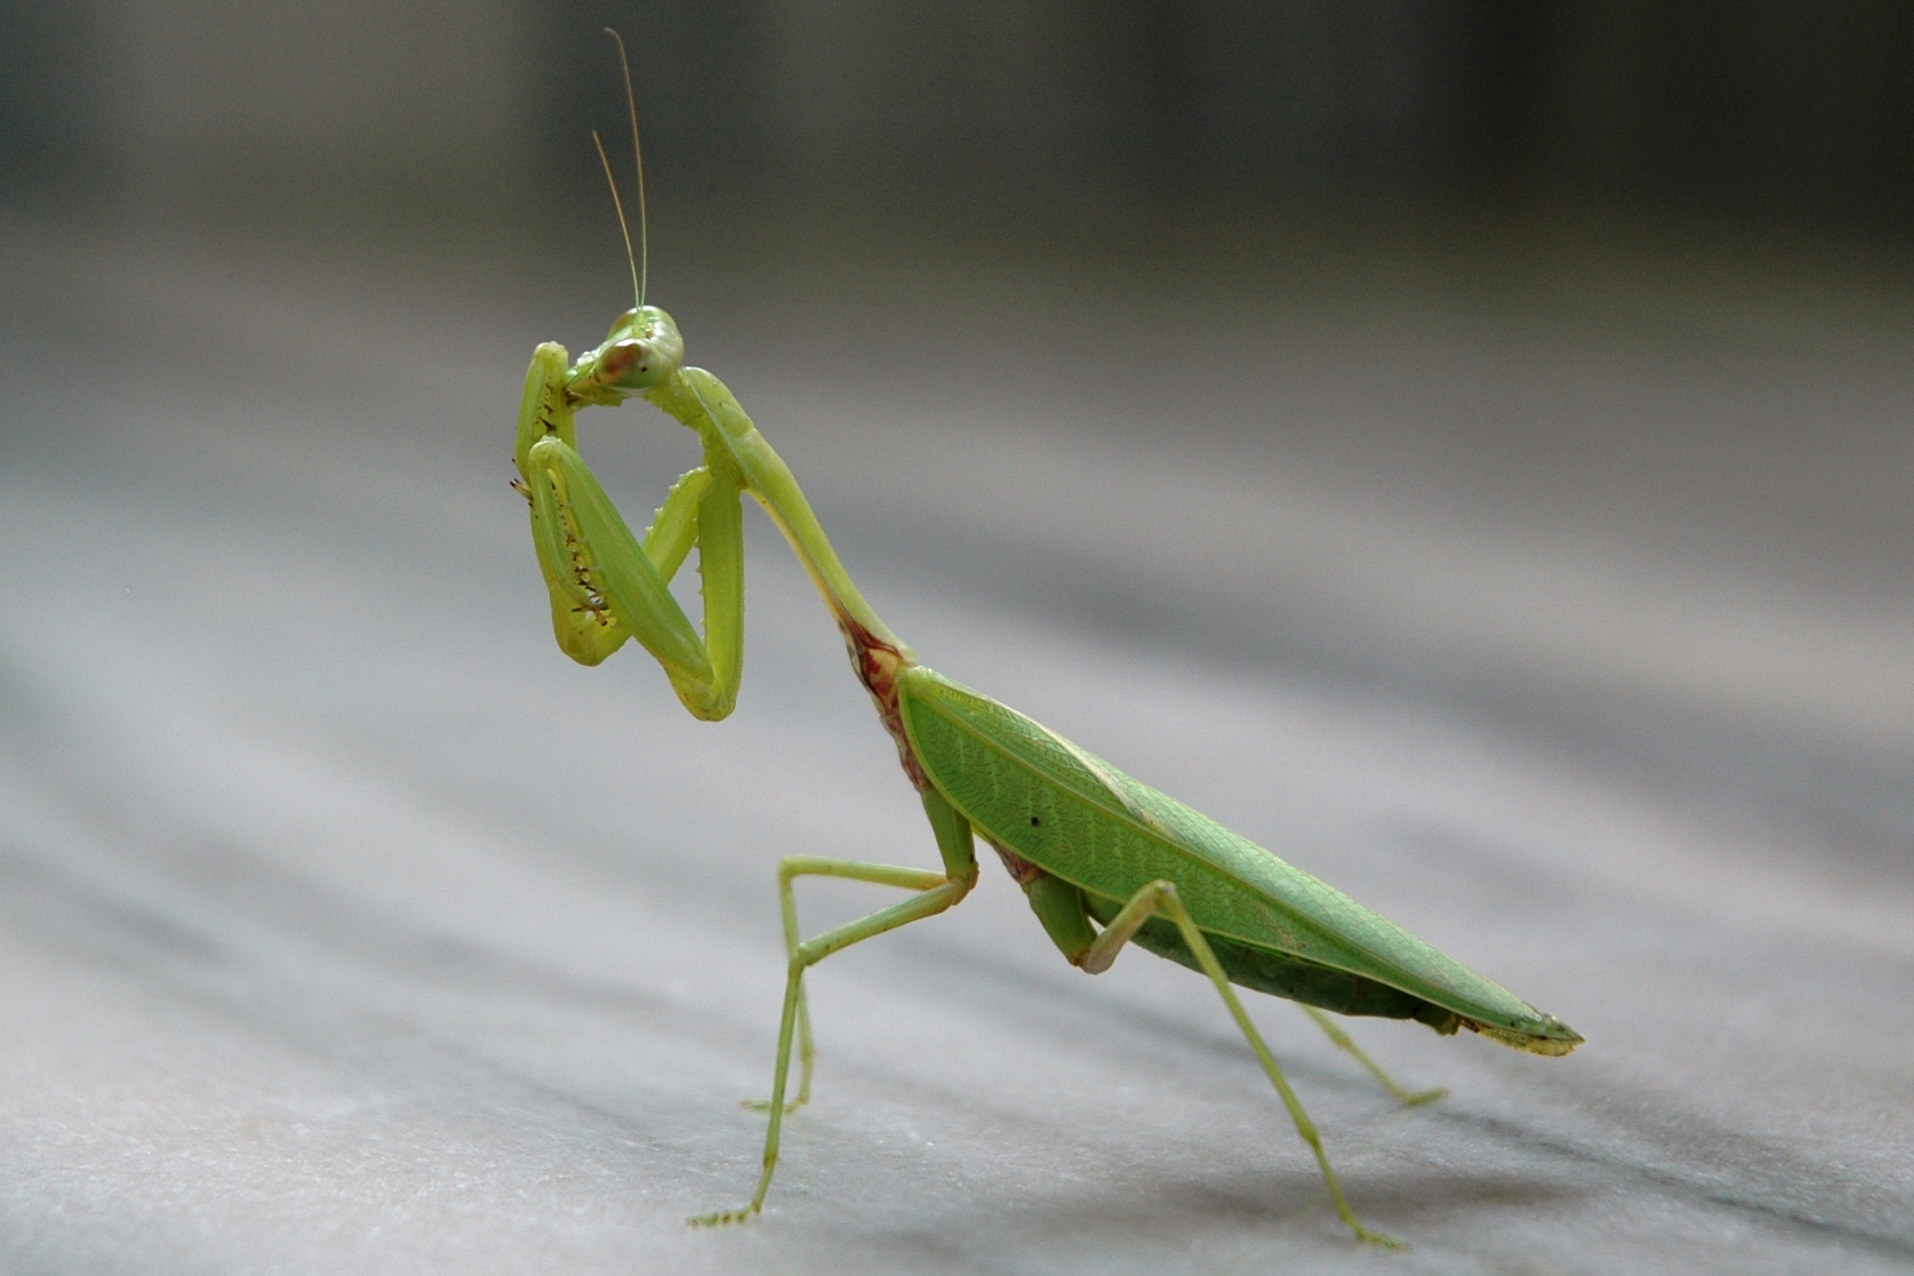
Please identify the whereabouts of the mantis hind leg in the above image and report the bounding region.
[1064,880,1444,1108]
[691,791,978,1226]
[1299,1005,1446,1107]
[1069,878,1404,1249]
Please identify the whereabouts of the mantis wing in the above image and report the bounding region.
[897,667,1580,1056]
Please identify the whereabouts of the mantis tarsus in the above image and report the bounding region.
[512,34,1581,1247]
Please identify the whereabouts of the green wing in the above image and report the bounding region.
[897,666,1579,1055]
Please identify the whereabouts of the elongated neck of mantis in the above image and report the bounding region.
[644,368,914,665]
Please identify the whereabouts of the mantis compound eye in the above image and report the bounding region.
[602,338,660,387]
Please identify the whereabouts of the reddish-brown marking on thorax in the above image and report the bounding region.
[838,617,931,792]
[988,842,1046,886]
[838,617,1052,891]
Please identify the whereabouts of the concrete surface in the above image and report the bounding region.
[0,216,1909,1274]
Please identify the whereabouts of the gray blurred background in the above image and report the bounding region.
[1,4,1911,1274]
[10,1,1914,236]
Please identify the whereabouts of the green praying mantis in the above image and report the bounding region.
[511,34,1581,1247]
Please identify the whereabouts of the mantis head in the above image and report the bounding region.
[567,305,685,407]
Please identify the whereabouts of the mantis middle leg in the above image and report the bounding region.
[742,854,949,1116]
[692,789,979,1226]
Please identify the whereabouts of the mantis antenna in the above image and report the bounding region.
[603,27,649,308]
[590,129,642,312]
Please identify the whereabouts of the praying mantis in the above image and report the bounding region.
[511,34,1581,1247]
